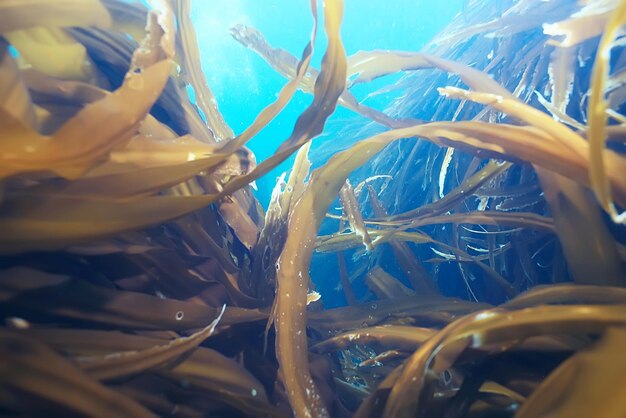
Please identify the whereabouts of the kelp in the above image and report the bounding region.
[587,1,626,224]
[0,330,155,417]
[1,0,626,417]
[339,180,373,251]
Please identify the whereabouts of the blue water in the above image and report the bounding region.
[191,0,463,206]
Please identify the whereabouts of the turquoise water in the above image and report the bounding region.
[191,0,463,205]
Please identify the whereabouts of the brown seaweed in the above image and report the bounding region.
[1,0,626,417]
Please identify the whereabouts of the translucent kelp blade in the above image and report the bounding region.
[367,184,439,295]
[311,325,436,353]
[231,23,410,128]
[220,8,317,153]
[373,160,511,224]
[173,0,234,141]
[339,180,373,251]
[166,346,269,402]
[0,330,156,417]
[80,306,225,380]
[371,211,555,233]
[162,348,281,418]
[440,86,626,209]
[537,168,626,286]
[273,0,347,417]
[587,1,626,223]
[0,192,220,254]
[347,51,512,98]
[316,228,515,297]
[0,0,111,33]
[308,295,488,334]
[543,0,621,48]
[0,268,265,330]
[365,267,415,299]
[384,305,626,418]
[516,327,626,418]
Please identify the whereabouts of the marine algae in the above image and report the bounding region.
[0,0,626,417]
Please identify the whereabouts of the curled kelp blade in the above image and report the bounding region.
[346,51,512,99]
[516,327,626,418]
[383,305,626,418]
[587,1,626,224]
[0,330,155,417]
[79,305,225,380]
[13,325,274,414]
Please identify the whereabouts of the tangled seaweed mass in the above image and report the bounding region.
[1,0,626,417]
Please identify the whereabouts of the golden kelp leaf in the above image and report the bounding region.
[437,87,626,207]
[16,328,168,356]
[164,347,270,404]
[367,184,439,296]
[587,1,626,224]
[365,267,415,299]
[516,327,626,418]
[32,158,223,198]
[537,168,626,286]
[6,27,92,80]
[309,294,487,334]
[0,267,264,329]
[311,325,436,353]
[0,0,111,33]
[0,330,155,417]
[339,180,373,251]
[80,306,225,380]
[0,60,172,179]
[384,305,626,418]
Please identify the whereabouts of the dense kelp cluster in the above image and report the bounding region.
[1,0,626,417]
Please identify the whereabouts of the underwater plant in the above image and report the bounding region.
[0,0,625,417]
